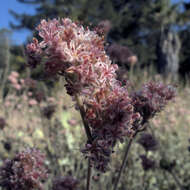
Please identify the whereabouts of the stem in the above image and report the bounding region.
[75,95,92,142]
[86,159,92,190]
[113,137,134,190]
[142,151,148,190]
[170,170,185,190]
[75,94,92,190]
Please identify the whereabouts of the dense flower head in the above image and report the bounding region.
[0,148,48,190]
[52,176,79,190]
[42,104,56,119]
[140,155,155,171]
[82,82,141,172]
[138,133,158,151]
[107,43,137,65]
[131,82,176,124]
[26,18,118,89]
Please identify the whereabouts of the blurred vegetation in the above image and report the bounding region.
[0,69,190,189]
[0,0,190,189]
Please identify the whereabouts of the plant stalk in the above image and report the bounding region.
[170,170,185,190]
[113,137,134,190]
[75,95,92,142]
[86,159,92,190]
[75,94,92,190]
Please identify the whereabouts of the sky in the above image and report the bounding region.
[0,0,188,45]
[0,0,36,44]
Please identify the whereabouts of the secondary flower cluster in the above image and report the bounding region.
[52,176,79,190]
[26,18,175,172]
[82,86,140,171]
[138,133,158,152]
[140,155,155,171]
[0,148,48,190]
[131,82,175,124]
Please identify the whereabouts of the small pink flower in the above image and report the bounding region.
[28,92,33,96]
[20,79,25,85]
[23,95,28,101]
[11,71,19,78]
[28,99,38,106]
[4,101,11,107]
[17,104,22,110]
[13,84,21,90]
[8,75,18,85]
[47,97,56,103]
[67,119,78,126]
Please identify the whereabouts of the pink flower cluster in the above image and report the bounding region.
[131,82,176,124]
[27,18,119,94]
[0,148,48,190]
[8,71,22,90]
[26,18,175,172]
[8,71,37,92]
[27,18,140,172]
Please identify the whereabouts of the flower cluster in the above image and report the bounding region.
[8,71,38,91]
[8,71,22,90]
[107,43,137,65]
[0,148,48,190]
[42,104,56,119]
[82,87,140,172]
[140,155,155,171]
[52,176,79,190]
[26,18,140,172]
[131,82,176,124]
[26,18,175,173]
[138,133,158,152]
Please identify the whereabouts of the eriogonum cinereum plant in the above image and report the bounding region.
[26,18,140,171]
[26,18,175,190]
